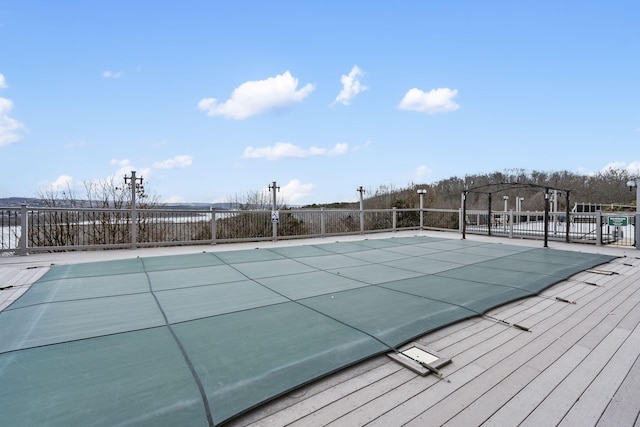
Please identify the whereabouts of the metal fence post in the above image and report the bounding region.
[508,210,514,239]
[358,186,365,235]
[131,202,137,249]
[543,189,549,248]
[211,207,217,245]
[321,207,326,238]
[18,203,28,256]
[596,211,602,246]
[418,189,426,230]
[392,207,397,232]
[635,214,640,250]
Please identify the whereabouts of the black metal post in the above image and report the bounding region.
[565,190,570,243]
[462,191,467,239]
[487,193,492,236]
[544,188,549,248]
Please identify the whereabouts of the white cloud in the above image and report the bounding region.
[198,71,314,119]
[110,158,131,168]
[414,165,432,181]
[352,138,372,152]
[599,161,640,176]
[65,139,86,149]
[333,65,368,106]
[153,155,193,169]
[627,161,640,175]
[600,161,626,172]
[42,175,74,192]
[243,142,348,161]
[280,179,316,205]
[110,158,151,181]
[0,97,27,147]
[0,74,7,89]
[398,87,460,114]
[102,70,123,79]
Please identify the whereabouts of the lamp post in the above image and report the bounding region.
[627,179,640,212]
[269,181,280,241]
[627,178,640,249]
[515,197,524,224]
[417,189,427,230]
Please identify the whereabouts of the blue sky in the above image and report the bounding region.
[1,1,639,205]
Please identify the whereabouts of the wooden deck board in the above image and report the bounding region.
[480,344,593,427]
[229,360,404,427]
[596,352,640,426]
[560,324,640,426]
[520,330,631,427]
[225,356,392,426]
[0,265,48,310]
[324,374,438,426]
[290,367,418,427]
[367,363,487,427]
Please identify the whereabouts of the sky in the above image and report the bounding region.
[1,1,639,205]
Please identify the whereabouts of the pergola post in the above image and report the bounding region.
[461,191,467,239]
[544,188,550,248]
[565,191,571,243]
[487,193,492,236]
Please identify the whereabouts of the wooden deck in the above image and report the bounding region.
[2,232,639,426]
[0,259,48,311]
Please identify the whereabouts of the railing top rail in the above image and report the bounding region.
[0,206,217,214]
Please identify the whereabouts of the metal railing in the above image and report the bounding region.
[2,204,638,255]
[464,210,639,247]
[1,205,460,254]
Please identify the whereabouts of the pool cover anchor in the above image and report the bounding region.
[416,360,450,383]
[585,268,618,275]
[483,314,532,332]
[555,296,576,304]
[387,344,451,382]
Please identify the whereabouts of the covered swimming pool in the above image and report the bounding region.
[0,236,616,426]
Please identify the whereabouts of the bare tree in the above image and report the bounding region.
[31,176,163,249]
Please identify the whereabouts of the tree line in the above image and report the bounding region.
[307,168,638,212]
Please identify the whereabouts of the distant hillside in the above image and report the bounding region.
[0,198,236,210]
[0,197,48,207]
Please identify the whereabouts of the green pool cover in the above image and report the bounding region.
[0,237,616,426]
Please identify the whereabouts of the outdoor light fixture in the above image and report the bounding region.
[627,178,640,249]
[417,189,427,195]
[628,178,640,215]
